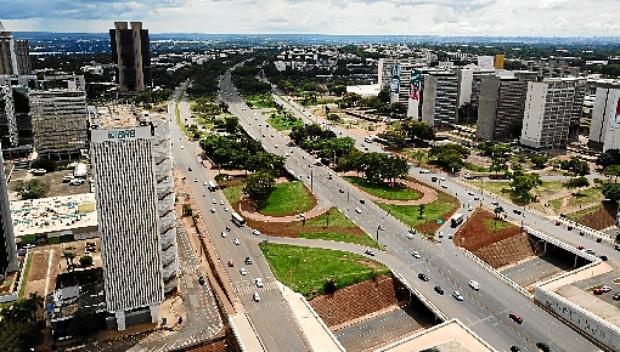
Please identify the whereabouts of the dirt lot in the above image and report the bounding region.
[9,169,91,200]
[454,209,522,251]
[310,275,408,328]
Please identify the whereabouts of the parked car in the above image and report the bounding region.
[513,209,522,215]
[233,238,240,245]
[365,249,375,256]
[355,208,362,214]
[252,229,261,236]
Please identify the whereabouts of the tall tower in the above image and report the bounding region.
[0,143,18,274]
[109,22,151,92]
[0,22,18,75]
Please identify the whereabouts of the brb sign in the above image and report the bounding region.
[107,129,136,139]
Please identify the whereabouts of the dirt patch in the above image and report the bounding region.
[569,202,618,230]
[310,275,408,328]
[28,251,50,281]
[454,209,521,251]
[474,234,536,269]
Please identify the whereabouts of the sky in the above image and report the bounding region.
[1,0,619,36]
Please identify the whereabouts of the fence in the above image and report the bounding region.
[556,217,615,245]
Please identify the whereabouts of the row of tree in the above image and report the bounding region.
[338,151,409,185]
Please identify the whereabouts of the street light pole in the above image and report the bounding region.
[310,167,314,192]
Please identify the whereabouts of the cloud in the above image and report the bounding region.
[0,0,618,36]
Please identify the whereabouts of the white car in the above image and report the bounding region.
[240,267,248,276]
[203,181,208,186]
[220,232,227,238]
[452,290,464,301]
[252,229,261,236]
[224,207,229,212]
[468,280,480,291]
[440,177,446,181]
[211,198,217,204]
[233,238,240,245]
[219,200,224,205]
[210,208,216,213]
[491,201,499,206]
[255,278,264,288]
[411,251,421,259]
[406,233,414,240]
[253,292,261,302]
[180,145,185,150]
[355,208,362,214]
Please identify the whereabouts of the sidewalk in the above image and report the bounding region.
[279,283,346,352]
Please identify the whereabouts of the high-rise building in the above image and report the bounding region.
[0,85,17,147]
[421,71,459,127]
[588,81,620,150]
[90,111,177,330]
[29,90,90,159]
[0,22,30,75]
[109,22,151,92]
[0,143,18,274]
[477,74,536,142]
[520,78,586,149]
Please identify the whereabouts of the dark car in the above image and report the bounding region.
[359,199,366,204]
[339,189,345,193]
[513,209,522,215]
[198,275,205,285]
[188,167,192,172]
[434,286,444,295]
[365,249,375,256]
[599,255,608,261]
[418,273,430,282]
[536,342,552,352]
[509,312,524,324]
[510,346,522,352]
[613,292,620,301]
[244,256,252,265]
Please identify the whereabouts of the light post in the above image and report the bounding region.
[376,225,384,243]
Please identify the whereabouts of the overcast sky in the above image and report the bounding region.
[1,0,618,36]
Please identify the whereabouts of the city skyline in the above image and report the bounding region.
[1,0,620,37]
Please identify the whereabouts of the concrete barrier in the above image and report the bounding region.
[523,226,601,263]
[556,217,615,244]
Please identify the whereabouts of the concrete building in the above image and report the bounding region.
[90,109,177,329]
[588,81,620,150]
[520,78,586,149]
[0,23,29,75]
[30,90,90,159]
[109,22,151,92]
[421,71,459,128]
[0,85,17,147]
[477,75,534,141]
[0,143,18,274]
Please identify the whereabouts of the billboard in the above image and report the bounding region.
[389,63,401,93]
[407,69,422,119]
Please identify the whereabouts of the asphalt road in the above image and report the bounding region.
[170,91,308,351]
[219,70,602,352]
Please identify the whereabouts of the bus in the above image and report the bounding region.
[207,180,218,191]
[231,212,245,227]
[450,213,464,228]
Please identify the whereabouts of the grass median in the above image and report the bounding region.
[260,242,389,299]
[257,181,315,217]
[378,192,459,233]
[345,176,422,201]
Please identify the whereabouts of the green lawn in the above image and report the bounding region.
[246,94,275,109]
[345,176,422,201]
[464,162,490,172]
[296,208,382,248]
[222,185,243,206]
[482,218,517,232]
[18,253,33,299]
[568,187,603,208]
[260,243,389,299]
[267,113,303,131]
[566,204,602,222]
[305,208,354,227]
[467,180,565,203]
[378,193,459,231]
[258,181,315,216]
[549,197,563,212]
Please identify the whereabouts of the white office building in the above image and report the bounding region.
[520,78,586,149]
[91,125,167,330]
[588,81,620,151]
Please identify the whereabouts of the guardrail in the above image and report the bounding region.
[523,226,602,263]
[457,247,533,299]
[392,271,448,322]
[556,217,615,244]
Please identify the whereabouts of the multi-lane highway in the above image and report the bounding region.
[169,93,309,351]
[217,70,601,352]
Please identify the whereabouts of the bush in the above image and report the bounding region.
[79,255,93,268]
[15,179,49,200]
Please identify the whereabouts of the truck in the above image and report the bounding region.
[207,180,218,191]
[450,213,464,227]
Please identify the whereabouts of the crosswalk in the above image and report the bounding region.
[235,280,279,295]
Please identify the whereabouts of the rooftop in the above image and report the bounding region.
[11,193,97,237]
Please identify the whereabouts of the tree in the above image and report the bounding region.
[429,144,469,173]
[404,121,434,144]
[224,115,239,134]
[378,87,390,103]
[182,203,193,217]
[244,171,275,203]
[418,204,425,219]
[15,179,49,200]
[0,294,43,352]
[560,157,590,177]
[510,173,542,202]
[566,176,589,188]
[602,182,620,202]
[62,251,76,270]
[79,255,93,268]
[597,149,620,168]
[530,154,548,169]
[603,164,620,182]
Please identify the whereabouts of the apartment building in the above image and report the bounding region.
[421,71,459,127]
[90,109,177,330]
[30,90,89,159]
[14,40,31,75]
[0,22,30,75]
[588,81,620,150]
[520,78,586,149]
[110,22,151,92]
[0,85,17,147]
[0,143,18,274]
